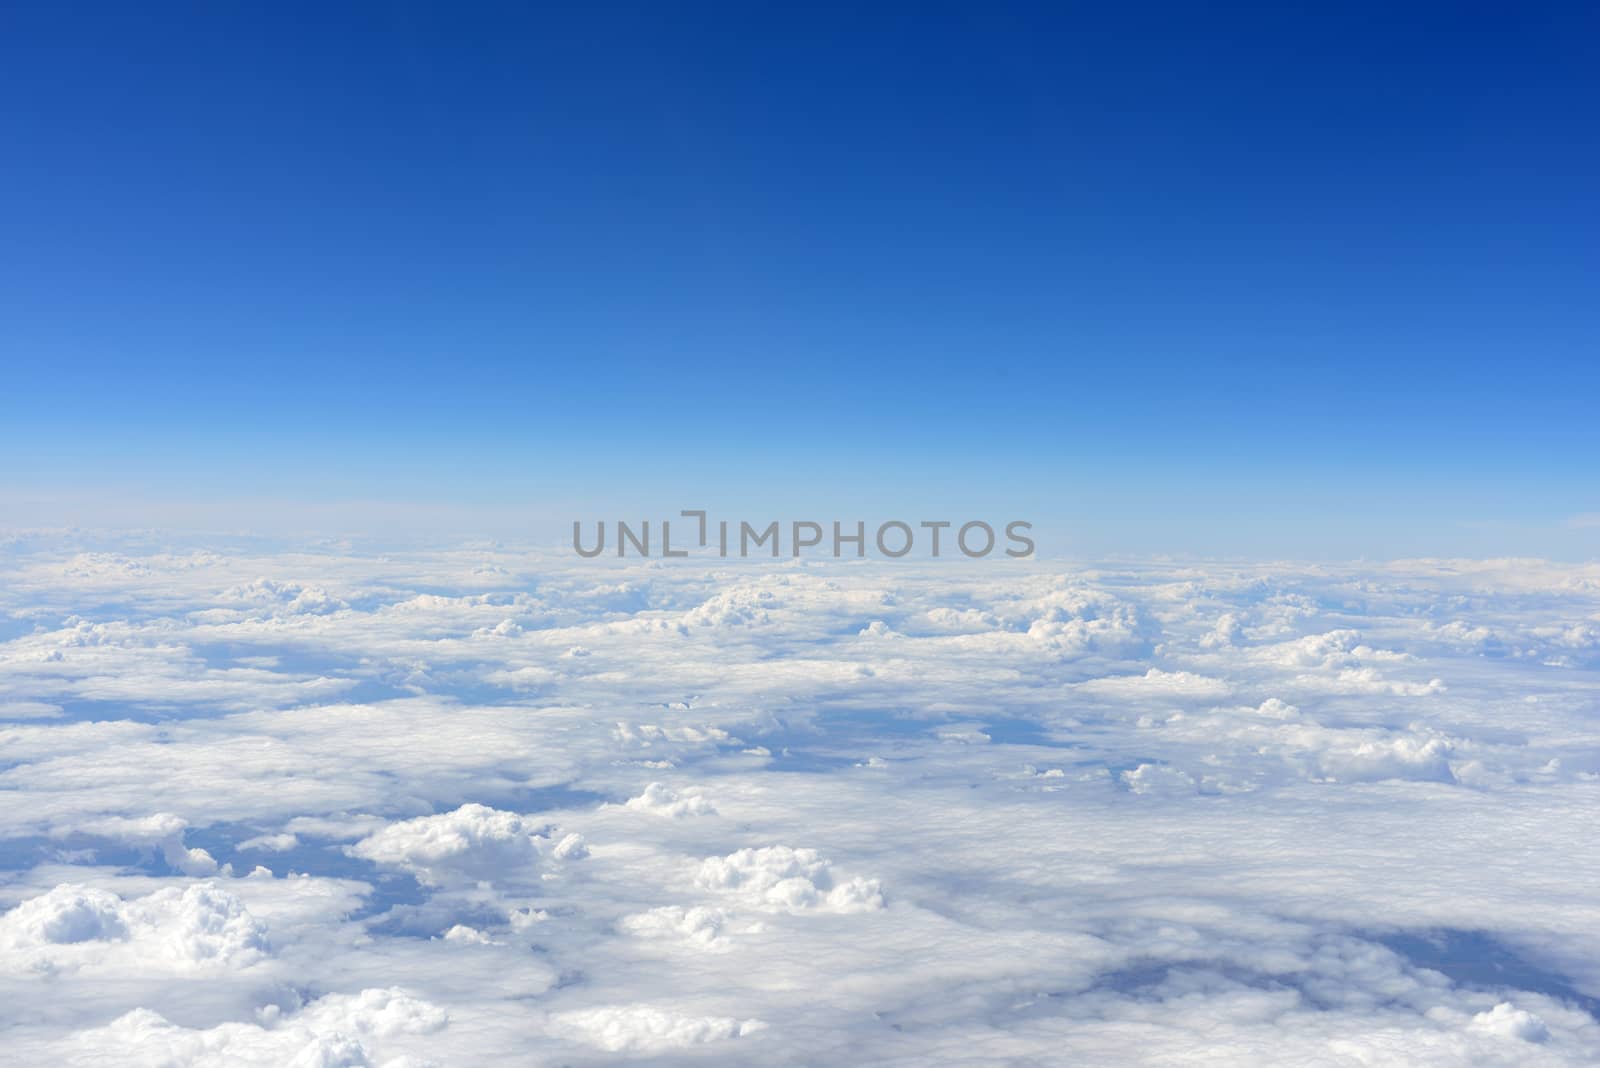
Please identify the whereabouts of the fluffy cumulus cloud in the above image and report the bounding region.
[2,537,1600,1064]
[1,881,267,975]
[551,1004,765,1053]
[347,804,550,886]
[622,782,717,818]
[617,905,736,949]
[66,987,447,1067]
[694,846,884,913]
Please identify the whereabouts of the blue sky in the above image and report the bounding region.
[2,3,1597,555]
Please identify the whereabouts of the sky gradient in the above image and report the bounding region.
[3,3,1597,555]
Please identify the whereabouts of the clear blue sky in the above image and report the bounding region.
[2,3,1597,555]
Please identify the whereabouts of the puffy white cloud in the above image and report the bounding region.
[695,846,884,913]
[551,1004,765,1052]
[0,881,267,974]
[221,578,349,616]
[1472,1002,1550,1043]
[617,906,739,950]
[1078,668,1231,700]
[681,586,778,628]
[69,813,220,875]
[62,987,446,1067]
[550,832,589,860]
[347,804,544,886]
[1313,733,1457,783]
[1121,763,1197,795]
[613,722,735,748]
[0,884,128,946]
[623,782,717,818]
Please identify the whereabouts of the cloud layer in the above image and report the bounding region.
[3,536,1600,1063]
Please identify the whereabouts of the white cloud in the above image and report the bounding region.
[1472,1002,1550,1043]
[695,846,884,913]
[63,987,446,1067]
[618,905,735,949]
[623,782,717,818]
[0,881,267,974]
[238,833,298,853]
[347,804,545,886]
[4,540,1600,1064]
[70,814,220,876]
[551,1004,765,1052]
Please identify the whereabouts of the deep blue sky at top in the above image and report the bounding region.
[2,3,1597,551]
